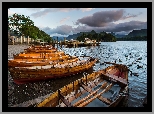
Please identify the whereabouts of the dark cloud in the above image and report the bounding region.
[105,21,147,32]
[76,9,142,27]
[39,21,147,36]
[72,21,147,34]
[76,9,124,27]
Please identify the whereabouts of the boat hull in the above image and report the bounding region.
[9,58,97,84]
[36,64,129,107]
[8,57,78,67]
[13,69,90,85]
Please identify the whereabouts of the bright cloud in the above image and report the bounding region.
[80,8,94,12]
[30,8,95,18]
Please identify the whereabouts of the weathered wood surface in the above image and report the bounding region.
[73,82,108,107]
[77,83,113,107]
[80,82,112,105]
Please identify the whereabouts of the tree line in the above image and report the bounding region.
[116,36,147,41]
[76,30,116,42]
[8,13,52,43]
[76,30,147,42]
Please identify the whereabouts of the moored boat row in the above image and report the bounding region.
[8,45,97,84]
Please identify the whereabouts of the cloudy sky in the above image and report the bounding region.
[8,8,147,37]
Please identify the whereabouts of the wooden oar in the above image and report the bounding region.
[77,83,113,107]
[73,82,108,107]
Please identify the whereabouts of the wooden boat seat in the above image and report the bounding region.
[68,78,103,103]
[73,81,113,107]
[102,83,121,102]
[79,81,112,105]
[104,73,127,85]
[75,83,113,107]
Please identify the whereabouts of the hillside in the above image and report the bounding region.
[126,29,147,37]
[66,33,81,40]
[116,29,147,41]
[115,34,126,38]
[52,29,147,41]
[52,36,64,41]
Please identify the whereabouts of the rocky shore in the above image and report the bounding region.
[8,44,64,107]
[8,45,29,59]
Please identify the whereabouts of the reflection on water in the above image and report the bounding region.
[8,41,147,107]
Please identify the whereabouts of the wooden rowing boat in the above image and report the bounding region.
[8,57,97,84]
[12,45,74,61]
[24,49,57,53]
[8,57,79,67]
[36,63,129,107]
[25,45,55,50]
[24,45,57,53]
[14,51,65,57]
[13,53,70,60]
[8,45,97,84]
[9,45,78,67]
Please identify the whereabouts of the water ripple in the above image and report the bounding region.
[8,41,147,107]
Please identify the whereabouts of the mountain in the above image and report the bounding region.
[126,29,147,37]
[110,29,147,38]
[109,32,126,38]
[90,30,97,34]
[114,34,126,38]
[116,29,147,41]
[66,30,97,40]
[52,36,65,41]
[64,29,147,41]
[66,33,81,40]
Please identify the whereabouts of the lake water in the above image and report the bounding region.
[8,41,147,107]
